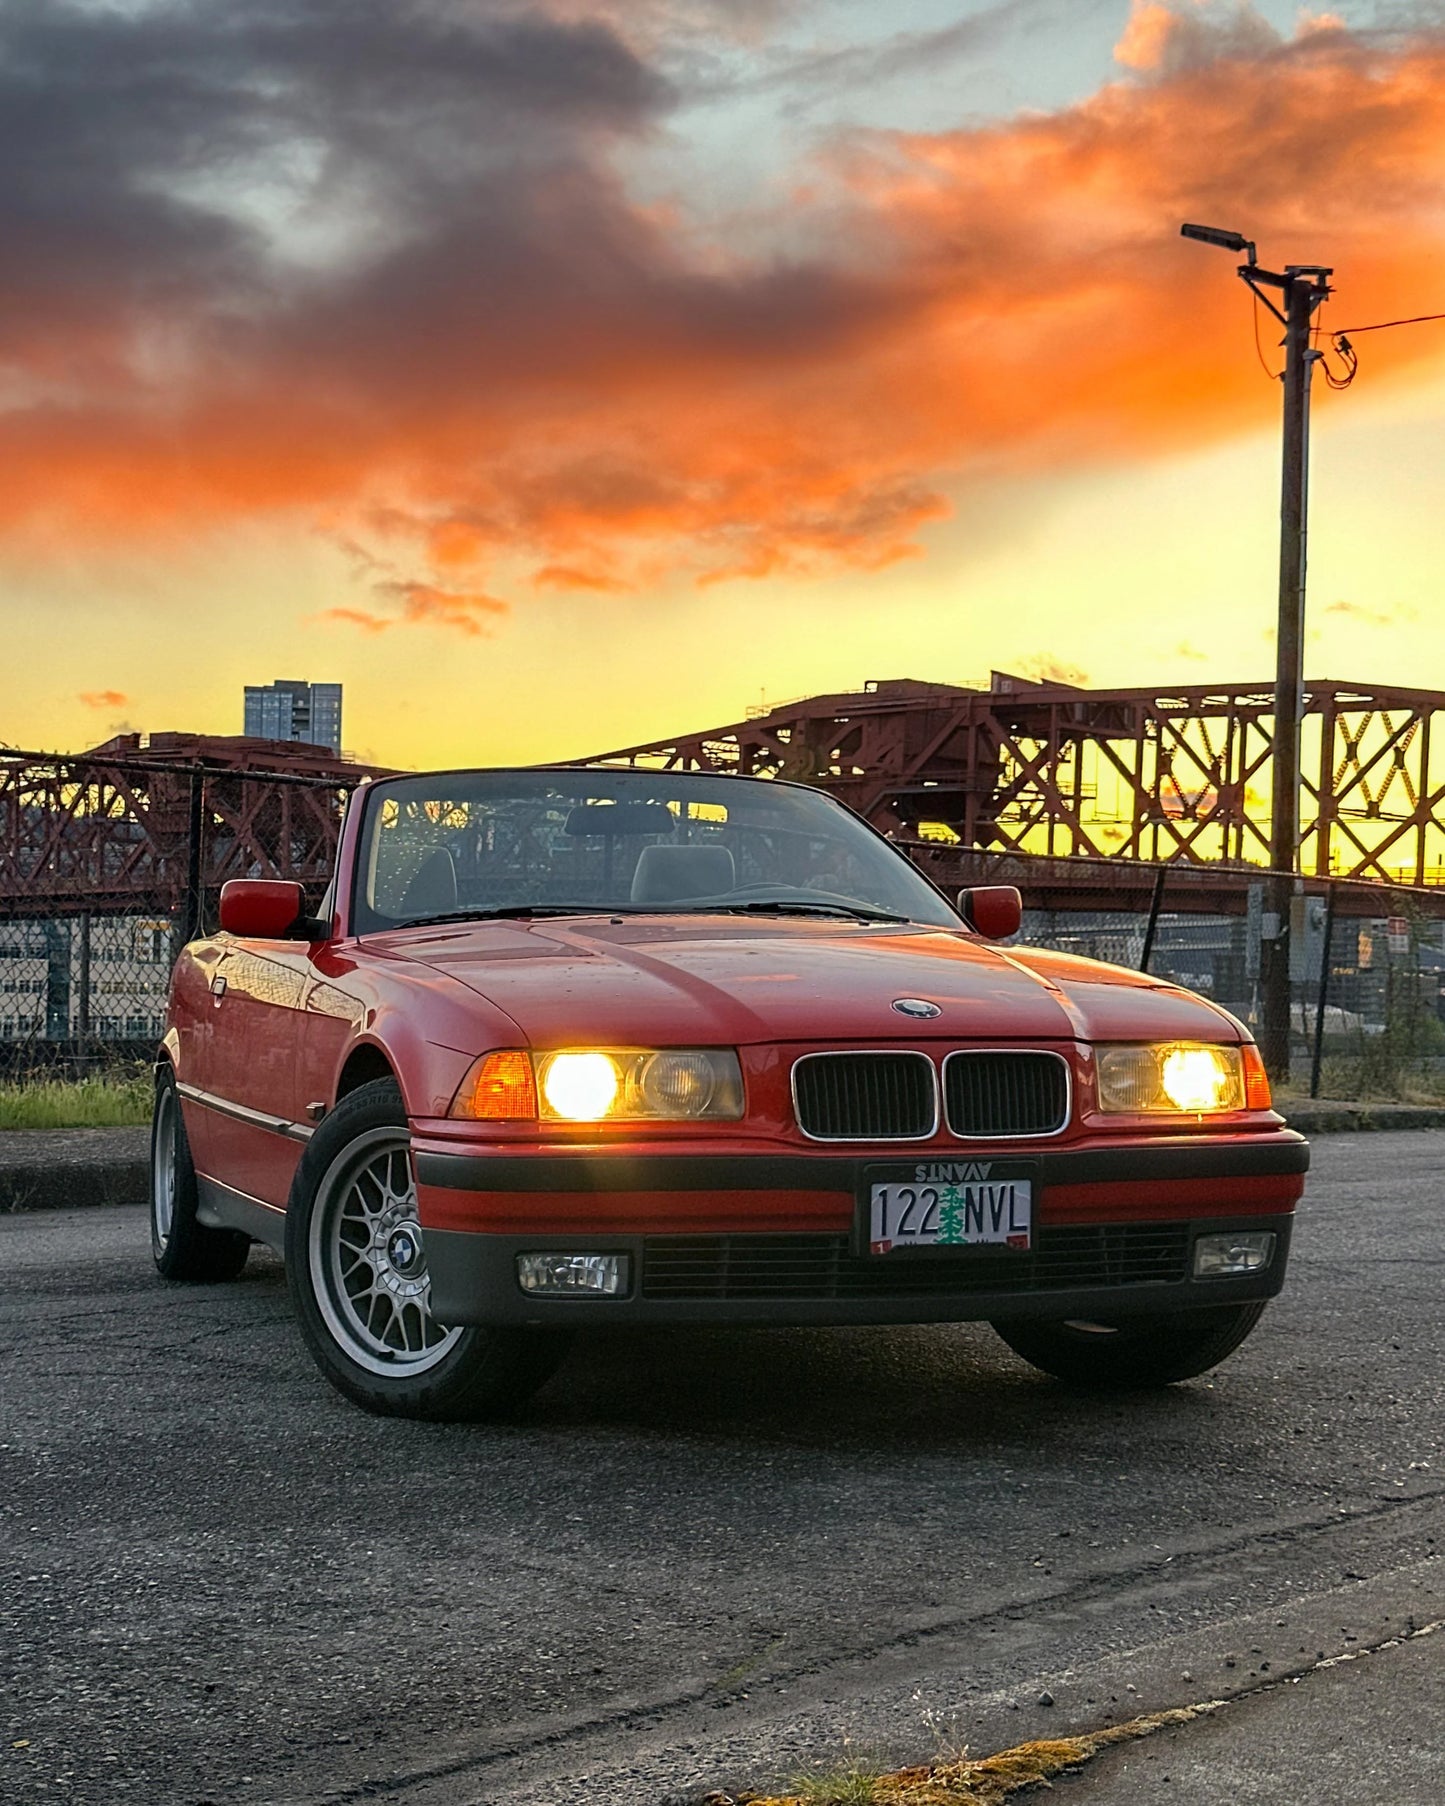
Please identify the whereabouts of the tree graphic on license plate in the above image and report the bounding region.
[936,1186,967,1243]
[936,1181,1029,1246]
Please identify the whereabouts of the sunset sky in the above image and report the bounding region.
[2,0,1443,769]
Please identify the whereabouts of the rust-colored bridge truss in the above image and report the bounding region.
[583,673,1445,886]
[0,735,377,920]
[6,673,1444,922]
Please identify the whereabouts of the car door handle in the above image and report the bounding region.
[210,976,227,999]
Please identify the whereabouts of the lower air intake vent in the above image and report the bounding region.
[640,1225,1191,1301]
[792,1052,935,1140]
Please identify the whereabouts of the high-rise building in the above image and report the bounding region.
[243,679,343,756]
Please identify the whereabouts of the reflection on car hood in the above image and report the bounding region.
[370,915,1241,1046]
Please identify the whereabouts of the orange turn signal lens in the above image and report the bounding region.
[450,1049,538,1121]
[1242,1043,1272,1110]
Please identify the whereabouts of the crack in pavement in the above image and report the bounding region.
[700,1616,1445,1806]
[285,1489,1443,1805]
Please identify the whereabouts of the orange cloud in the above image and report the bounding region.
[1115,0,1284,75]
[77,689,129,709]
[3,5,1445,632]
[1325,597,1414,627]
[314,606,392,635]
[319,582,510,638]
[532,563,629,593]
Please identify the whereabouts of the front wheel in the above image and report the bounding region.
[991,1302,1268,1389]
[284,1078,570,1419]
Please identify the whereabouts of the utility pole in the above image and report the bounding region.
[1181,225,1332,1081]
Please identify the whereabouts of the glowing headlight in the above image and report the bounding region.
[450,1048,745,1122]
[1160,1046,1235,1111]
[1096,1043,1245,1114]
[536,1049,744,1122]
[542,1052,620,1120]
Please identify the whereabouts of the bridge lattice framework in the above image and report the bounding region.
[583,674,1445,888]
[0,735,373,922]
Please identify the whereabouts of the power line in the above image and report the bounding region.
[1314,303,1445,393]
[1328,309,1445,335]
[1322,335,1358,390]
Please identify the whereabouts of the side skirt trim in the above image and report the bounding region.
[196,1175,287,1252]
[177,1080,313,1145]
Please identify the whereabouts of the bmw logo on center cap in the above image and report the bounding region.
[892,998,942,1019]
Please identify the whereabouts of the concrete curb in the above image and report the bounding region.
[0,1127,149,1213]
[1278,1100,1445,1134]
[1,1105,1442,1213]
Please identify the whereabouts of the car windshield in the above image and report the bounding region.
[350,769,961,934]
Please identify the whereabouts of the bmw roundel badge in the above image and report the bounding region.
[892,998,942,1019]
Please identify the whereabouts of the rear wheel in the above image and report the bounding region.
[285,1078,570,1419]
[991,1302,1267,1388]
[150,1067,250,1282]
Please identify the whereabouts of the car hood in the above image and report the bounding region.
[371,916,1241,1047]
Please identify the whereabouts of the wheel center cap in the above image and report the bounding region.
[386,1226,424,1277]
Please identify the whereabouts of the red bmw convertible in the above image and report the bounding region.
[152,766,1306,1419]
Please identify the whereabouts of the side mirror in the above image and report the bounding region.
[958,885,1022,940]
[219,879,307,939]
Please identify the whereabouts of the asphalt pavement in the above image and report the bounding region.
[1,1134,1441,1805]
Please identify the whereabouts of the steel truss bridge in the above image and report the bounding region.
[4,672,1444,925]
[0,735,373,923]
[584,673,1445,888]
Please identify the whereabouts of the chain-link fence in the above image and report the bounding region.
[0,914,173,1066]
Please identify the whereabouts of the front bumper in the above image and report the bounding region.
[415,1132,1306,1328]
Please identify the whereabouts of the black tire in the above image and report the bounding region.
[150,1066,251,1282]
[284,1077,571,1420]
[991,1302,1268,1389]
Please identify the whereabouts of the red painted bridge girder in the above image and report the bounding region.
[580,672,1445,886]
[0,735,380,918]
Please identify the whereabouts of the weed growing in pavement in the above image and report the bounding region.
[783,1732,886,1806]
[786,1757,883,1805]
[912,1693,971,1767]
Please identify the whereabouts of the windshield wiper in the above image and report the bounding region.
[390,904,640,930]
[389,900,911,930]
[694,900,911,924]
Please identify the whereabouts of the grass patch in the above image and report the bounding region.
[0,1071,153,1131]
[789,1759,884,1805]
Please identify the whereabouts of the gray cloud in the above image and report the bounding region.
[0,0,672,357]
[703,0,1092,107]
[0,0,898,402]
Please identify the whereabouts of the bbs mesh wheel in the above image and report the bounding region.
[284,1078,569,1419]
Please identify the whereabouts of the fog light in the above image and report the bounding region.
[516,1252,629,1297]
[1193,1232,1276,1278]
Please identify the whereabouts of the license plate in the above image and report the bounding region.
[864,1162,1035,1255]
